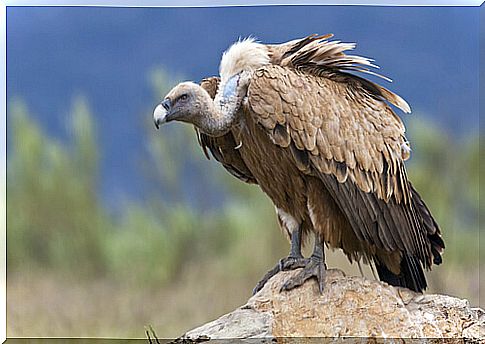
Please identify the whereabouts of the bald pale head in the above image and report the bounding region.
[153,81,209,129]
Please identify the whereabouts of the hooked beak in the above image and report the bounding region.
[153,98,172,129]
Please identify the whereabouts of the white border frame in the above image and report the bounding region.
[1,1,482,342]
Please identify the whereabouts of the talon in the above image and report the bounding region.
[252,264,280,295]
[280,278,298,292]
[254,227,305,295]
[253,255,308,295]
[280,259,327,293]
[279,256,308,271]
[280,236,327,293]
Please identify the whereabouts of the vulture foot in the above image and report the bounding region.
[252,255,308,295]
[280,235,327,293]
[280,257,327,293]
[279,255,310,270]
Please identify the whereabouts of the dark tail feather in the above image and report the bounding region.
[375,254,427,293]
[374,184,442,293]
[410,183,445,266]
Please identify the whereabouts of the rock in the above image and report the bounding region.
[180,269,484,341]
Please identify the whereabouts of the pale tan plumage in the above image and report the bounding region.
[156,34,444,293]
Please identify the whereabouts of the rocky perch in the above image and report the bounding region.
[179,269,484,342]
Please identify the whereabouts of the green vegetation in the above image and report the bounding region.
[7,95,285,287]
[6,75,481,337]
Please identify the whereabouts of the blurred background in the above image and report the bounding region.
[6,5,481,338]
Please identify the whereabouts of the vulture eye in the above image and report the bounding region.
[179,94,188,101]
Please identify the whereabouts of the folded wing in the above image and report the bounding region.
[247,64,443,274]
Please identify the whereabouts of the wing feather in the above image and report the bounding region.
[247,65,439,267]
[270,34,412,113]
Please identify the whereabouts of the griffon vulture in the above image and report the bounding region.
[153,34,444,294]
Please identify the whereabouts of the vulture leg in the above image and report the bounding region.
[252,227,308,295]
[280,235,327,293]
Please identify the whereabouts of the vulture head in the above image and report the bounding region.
[154,38,270,137]
[153,81,207,127]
